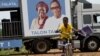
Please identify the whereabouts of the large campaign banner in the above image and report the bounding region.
[21,0,71,37]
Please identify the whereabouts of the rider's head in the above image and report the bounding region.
[63,17,68,28]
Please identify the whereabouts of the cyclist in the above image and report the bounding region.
[57,17,75,56]
[58,17,72,40]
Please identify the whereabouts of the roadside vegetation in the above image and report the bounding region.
[0,46,28,56]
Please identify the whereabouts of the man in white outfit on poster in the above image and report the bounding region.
[44,0,65,30]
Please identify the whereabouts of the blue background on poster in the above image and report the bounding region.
[27,0,65,27]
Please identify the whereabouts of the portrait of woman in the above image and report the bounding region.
[30,1,49,29]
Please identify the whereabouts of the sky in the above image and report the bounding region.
[71,0,100,4]
[87,0,100,4]
[71,0,100,3]
[0,11,10,23]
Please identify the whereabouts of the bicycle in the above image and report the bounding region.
[58,33,73,56]
[59,38,73,56]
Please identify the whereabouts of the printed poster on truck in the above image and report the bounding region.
[21,0,71,37]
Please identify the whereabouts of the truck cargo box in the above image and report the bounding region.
[21,0,72,37]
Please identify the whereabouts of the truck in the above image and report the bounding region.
[0,0,100,54]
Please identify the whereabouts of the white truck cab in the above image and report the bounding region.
[72,0,100,51]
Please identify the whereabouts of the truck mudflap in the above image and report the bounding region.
[0,39,22,49]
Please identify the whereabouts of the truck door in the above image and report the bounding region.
[92,14,100,33]
[82,13,100,33]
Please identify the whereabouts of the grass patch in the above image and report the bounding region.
[0,46,28,56]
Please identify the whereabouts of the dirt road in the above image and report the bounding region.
[11,49,100,56]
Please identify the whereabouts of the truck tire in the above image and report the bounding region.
[32,39,50,54]
[85,38,99,52]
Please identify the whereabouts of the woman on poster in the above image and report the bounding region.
[31,1,49,29]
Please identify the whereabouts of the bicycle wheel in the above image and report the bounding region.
[65,44,69,56]
[68,44,73,56]
[65,43,73,56]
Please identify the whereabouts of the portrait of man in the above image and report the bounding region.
[44,0,65,30]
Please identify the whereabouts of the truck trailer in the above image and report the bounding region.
[0,0,100,54]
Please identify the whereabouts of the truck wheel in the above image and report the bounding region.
[85,38,99,52]
[32,39,50,54]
